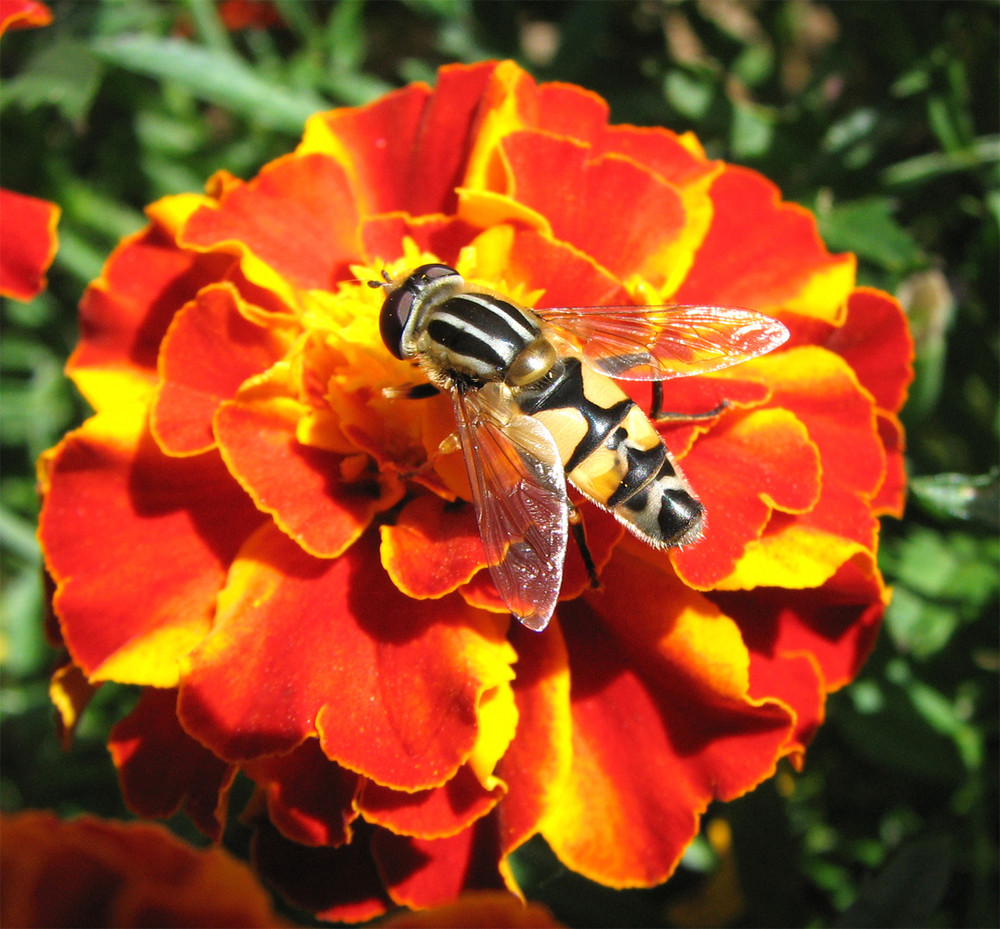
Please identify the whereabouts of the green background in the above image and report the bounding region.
[1,2,997,926]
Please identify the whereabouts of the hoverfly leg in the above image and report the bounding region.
[383,382,441,401]
[393,431,461,481]
[650,381,729,422]
[568,504,600,589]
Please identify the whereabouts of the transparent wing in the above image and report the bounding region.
[452,384,569,632]
[538,304,790,381]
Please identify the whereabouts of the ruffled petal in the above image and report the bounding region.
[70,205,234,410]
[39,403,265,685]
[373,817,508,910]
[0,188,59,300]
[358,765,504,840]
[1,812,284,929]
[825,288,914,414]
[0,0,51,34]
[674,166,855,320]
[181,153,362,296]
[151,282,293,456]
[300,61,499,217]
[215,391,403,558]
[243,739,363,847]
[109,688,235,840]
[539,547,794,887]
[178,526,516,790]
[381,495,487,599]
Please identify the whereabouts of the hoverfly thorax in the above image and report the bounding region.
[379,265,559,389]
[375,264,790,632]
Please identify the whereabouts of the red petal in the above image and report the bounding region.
[673,347,887,591]
[500,132,687,282]
[39,407,265,684]
[305,61,498,217]
[495,624,571,858]
[373,817,507,910]
[178,526,514,790]
[152,283,291,455]
[381,495,487,599]
[361,213,484,269]
[109,688,235,840]
[714,560,887,693]
[252,819,392,923]
[243,739,362,847]
[215,394,402,558]
[0,1,51,36]
[597,125,717,186]
[182,153,361,290]
[671,406,821,589]
[745,651,826,764]
[0,189,58,300]
[873,412,907,517]
[674,166,852,313]
[504,226,630,307]
[540,549,794,887]
[825,288,914,414]
[70,221,235,408]
[770,350,884,545]
[2,812,284,929]
[359,765,503,839]
[532,78,612,140]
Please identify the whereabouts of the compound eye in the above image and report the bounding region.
[411,263,459,282]
[379,288,413,359]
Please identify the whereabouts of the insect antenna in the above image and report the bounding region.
[367,268,393,290]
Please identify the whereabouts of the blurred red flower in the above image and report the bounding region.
[0,1,59,302]
[39,61,912,919]
[0,0,51,36]
[0,812,285,928]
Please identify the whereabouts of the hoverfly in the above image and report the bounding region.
[374,264,789,631]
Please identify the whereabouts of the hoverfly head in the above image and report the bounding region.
[375,264,461,360]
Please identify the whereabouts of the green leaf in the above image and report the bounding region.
[881,527,998,657]
[816,196,921,272]
[730,100,775,159]
[909,470,1000,527]
[0,36,102,124]
[834,837,952,928]
[882,134,1000,187]
[663,69,716,120]
[90,36,328,132]
[398,0,471,17]
[838,680,965,784]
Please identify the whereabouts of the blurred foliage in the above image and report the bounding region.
[1,1,996,927]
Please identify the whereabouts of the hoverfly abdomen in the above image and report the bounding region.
[619,458,705,547]
[517,357,703,548]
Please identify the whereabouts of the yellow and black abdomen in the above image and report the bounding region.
[516,358,704,548]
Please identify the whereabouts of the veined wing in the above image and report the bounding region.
[452,384,569,632]
[539,304,789,381]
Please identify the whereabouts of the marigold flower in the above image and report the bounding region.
[38,61,912,919]
[0,189,60,301]
[0,2,59,303]
[0,0,51,36]
[0,811,286,928]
